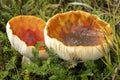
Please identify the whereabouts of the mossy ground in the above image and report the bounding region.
[0,0,120,80]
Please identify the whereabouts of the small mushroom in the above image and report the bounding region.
[6,15,48,63]
[44,11,113,61]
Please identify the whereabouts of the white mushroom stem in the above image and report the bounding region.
[22,56,31,64]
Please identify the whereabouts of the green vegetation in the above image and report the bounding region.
[0,0,120,80]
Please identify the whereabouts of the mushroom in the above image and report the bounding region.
[6,15,48,63]
[44,11,113,61]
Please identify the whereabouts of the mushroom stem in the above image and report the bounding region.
[22,56,31,64]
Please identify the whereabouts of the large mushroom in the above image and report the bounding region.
[6,15,48,63]
[44,11,113,61]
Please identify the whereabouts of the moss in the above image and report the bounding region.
[0,0,120,80]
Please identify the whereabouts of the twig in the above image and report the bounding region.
[114,0,120,15]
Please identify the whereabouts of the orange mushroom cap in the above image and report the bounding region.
[44,11,113,61]
[6,15,48,59]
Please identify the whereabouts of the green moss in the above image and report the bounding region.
[0,0,120,80]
